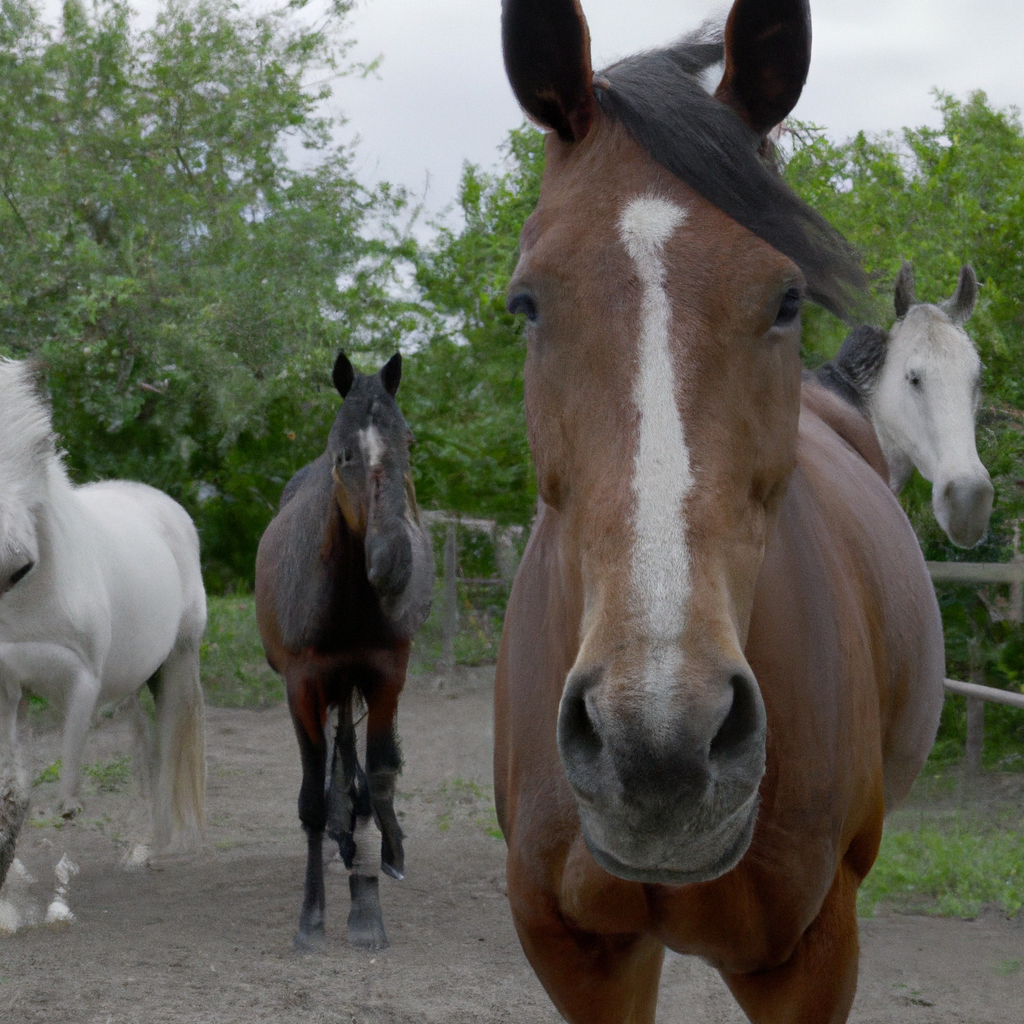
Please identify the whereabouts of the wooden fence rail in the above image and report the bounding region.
[928,559,1024,772]
[943,677,1024,710]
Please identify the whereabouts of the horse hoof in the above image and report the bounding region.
[347,915,389,951]
[381,861,403,881]
[293,926,326,952]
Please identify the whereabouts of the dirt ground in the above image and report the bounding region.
[1,666,1022,1024]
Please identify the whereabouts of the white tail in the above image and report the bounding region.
[152,637,206,850]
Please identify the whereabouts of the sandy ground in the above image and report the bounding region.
[1,666,1022,1023]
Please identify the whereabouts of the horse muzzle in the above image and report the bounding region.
[934,469,994,549]
[557,663,766,884]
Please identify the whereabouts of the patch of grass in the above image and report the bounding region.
[201,596,283,707]
[430,777,503,840]
[859,821,1024,918]
[32,760,61,786]
[82,755,132,792]
[21,691,52,723]
[995,958,1022,976]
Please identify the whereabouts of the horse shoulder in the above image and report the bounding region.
[799,378,889,482]
[256,460,359,656]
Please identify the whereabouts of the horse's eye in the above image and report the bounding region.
[507,292,539,323]
[774,287,802,327]
[908,371,922,390]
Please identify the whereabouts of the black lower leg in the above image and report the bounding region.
[297,827,326,948]
[326,697,358,867]
[293,718,327,949]
[366,727,404,879]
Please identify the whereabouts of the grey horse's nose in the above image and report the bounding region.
[940,473,994,548]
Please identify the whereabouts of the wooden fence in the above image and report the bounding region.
[419,522,1024,771]
[927,559,1024,772]
[421,513,524,670]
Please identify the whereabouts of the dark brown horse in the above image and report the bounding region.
[255,351,433,950]
[494,1,945,1021]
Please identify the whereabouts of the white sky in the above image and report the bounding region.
[38,0,1024,223]
[338,0,1024,218]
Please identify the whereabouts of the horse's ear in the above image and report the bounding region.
[380,353,402,397]
[333,351,354,398]
[502,0,595,143]
[714,0,811,137]
[941,265,978,327]
[893,262,916,319]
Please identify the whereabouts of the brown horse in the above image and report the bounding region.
[494,1,945,1021]
[255,351,433,950]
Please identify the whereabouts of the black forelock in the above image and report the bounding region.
[594,35,867,322]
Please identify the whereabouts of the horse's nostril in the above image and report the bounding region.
[710,672,762,762]
[558,669,603,764]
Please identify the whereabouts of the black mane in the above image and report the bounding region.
[813,324,889,412]
[594,35,867,321]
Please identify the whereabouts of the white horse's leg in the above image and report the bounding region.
[57,673,100,819]
[0,677,28,890]
[126,692,155,799]
[151,637,206,851]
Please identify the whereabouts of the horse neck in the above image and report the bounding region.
[33,458,87,562]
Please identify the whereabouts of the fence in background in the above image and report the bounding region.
[927,555,1024,773]
[420,512,524,670]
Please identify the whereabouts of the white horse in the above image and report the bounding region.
[816,262,994,547]
[0,359,206,889]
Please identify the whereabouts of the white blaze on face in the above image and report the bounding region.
[358,425,384,471]
[619,197,693,683]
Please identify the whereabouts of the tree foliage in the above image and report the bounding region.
[0,0,414,589]
[403,126,544,525]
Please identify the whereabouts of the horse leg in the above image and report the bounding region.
[126,692,154,800]
[364,673,405,879]
[326,694,357,867]
[512,905,664,1024]
[289,677,328,949]
[325,698,389,949]
[719,860,861,1024]
[57,672,100,819]
[346,765,389,950]
[0,677,27,891]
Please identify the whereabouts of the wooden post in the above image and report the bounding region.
[439,520,458,671]
[1010,522,1023,623]
[965,639,985,775]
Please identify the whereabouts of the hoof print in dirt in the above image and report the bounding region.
[347,874,388,950]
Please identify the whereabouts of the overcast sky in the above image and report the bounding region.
[37,0,1024,220]
[336,0,1024,218]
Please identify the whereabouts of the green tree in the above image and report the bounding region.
[0,0,415,589]
[405,126,544,525]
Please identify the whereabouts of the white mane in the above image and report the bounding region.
[0,358,59,485]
